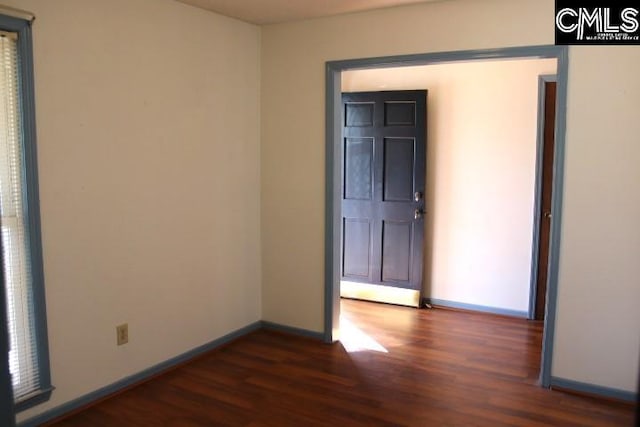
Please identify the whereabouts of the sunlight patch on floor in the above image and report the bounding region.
[339,316,388,353]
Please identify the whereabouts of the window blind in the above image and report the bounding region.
[0,31,40,403]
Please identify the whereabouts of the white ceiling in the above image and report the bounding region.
[175,0,442,25]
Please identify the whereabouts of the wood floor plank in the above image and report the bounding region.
[48,299,636,426]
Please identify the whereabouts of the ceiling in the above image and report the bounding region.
[175,0,441,25]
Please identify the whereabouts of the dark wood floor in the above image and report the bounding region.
[50,299,635,426]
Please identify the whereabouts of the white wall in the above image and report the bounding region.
[261,0,640,393]
[343,58,557,313]
[5,0,262,421]
[553,46,640,392]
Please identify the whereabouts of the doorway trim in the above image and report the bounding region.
[528,74,558,321]
[325,45,569,388]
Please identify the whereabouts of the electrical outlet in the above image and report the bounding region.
[116,323,128,346]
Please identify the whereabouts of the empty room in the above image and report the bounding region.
[0,0,638,426]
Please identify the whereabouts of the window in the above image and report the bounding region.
[0,14,51,411]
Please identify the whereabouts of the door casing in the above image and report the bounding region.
[325,45,569,388]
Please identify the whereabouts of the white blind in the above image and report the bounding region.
[0,31,40,403]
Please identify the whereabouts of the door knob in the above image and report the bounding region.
[414,208,425,219]
[544,210,552,219]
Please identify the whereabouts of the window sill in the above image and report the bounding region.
[15,386,54,412]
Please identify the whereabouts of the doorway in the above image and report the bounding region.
[325,46,568,388]
[341,59,557,320]
[530,75,557,321]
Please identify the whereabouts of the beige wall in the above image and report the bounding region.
[262,0,640,392]
[7,0,261,421]
[343,59,557,313]
[553,46,640,392]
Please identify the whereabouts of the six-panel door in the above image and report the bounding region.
[342,90,427,292]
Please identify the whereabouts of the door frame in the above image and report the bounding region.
[528,74,558,320]
[325,45,569,388]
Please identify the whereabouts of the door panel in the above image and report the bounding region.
[344,138,374,200]
[343,218,371,279]
[341,90,426,302]
[345,102,374,127]
[382,220,413,283]
[384,137,415,202]
[384,101,416,126]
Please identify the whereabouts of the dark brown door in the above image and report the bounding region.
[535,81,556,320]
[341,90,427,296]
